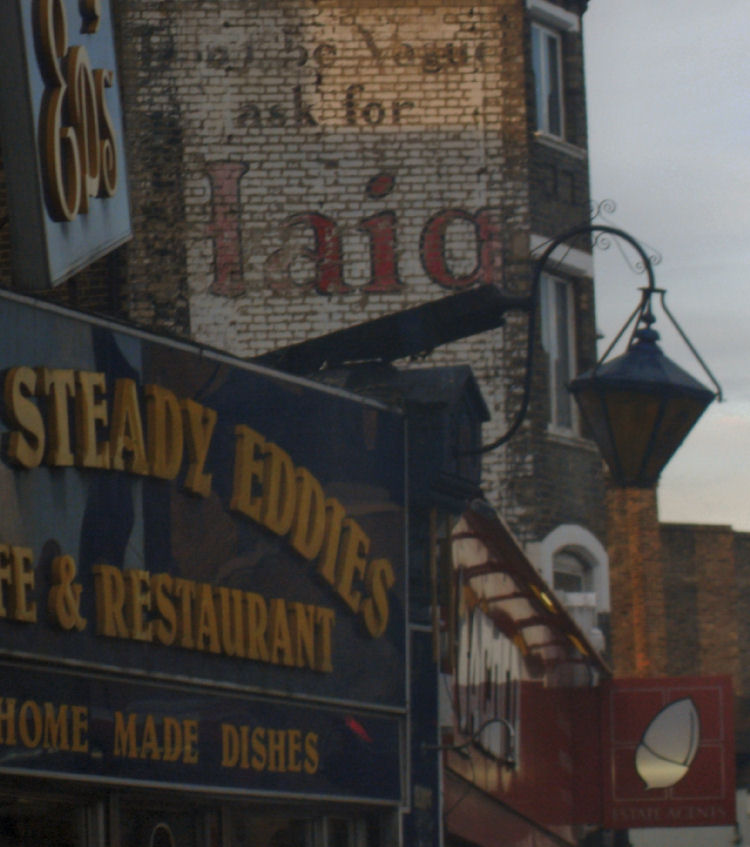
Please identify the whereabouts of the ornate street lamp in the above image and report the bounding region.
[476,224,721,487]
[562,225,721,487]
[258,222,721,488]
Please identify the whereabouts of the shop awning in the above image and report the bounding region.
[452,502,610,675]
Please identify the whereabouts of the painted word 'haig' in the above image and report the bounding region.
[206,167,503,297]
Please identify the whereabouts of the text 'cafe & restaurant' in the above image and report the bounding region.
[0,291,408,847]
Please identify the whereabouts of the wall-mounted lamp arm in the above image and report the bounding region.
[422,717,516,768]
[473,223,720,455]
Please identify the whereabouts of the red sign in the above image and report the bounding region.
[602,676,735,828]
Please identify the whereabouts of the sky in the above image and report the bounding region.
[582,0,750,530]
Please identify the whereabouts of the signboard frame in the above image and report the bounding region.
[0,0,132,288]
[0,289,407,803]
[602,676,735,829]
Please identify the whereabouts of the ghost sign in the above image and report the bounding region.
[602,676,735,828]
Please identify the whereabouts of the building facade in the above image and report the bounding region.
[607,497,750,847]
[7,0,610,645]
[0,1,617,845]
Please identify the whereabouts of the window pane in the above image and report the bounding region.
[545,33,562,136]
[553,550,588,593]
[531,26,545,131]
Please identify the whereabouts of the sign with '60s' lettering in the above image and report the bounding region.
[0,0,131,289]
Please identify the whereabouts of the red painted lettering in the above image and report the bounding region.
[206,161,249,297]
[421,208,503,289]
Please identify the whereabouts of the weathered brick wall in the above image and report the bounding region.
[0,0,605,548]
[661,524,740,679]
[109,0,541,517]
[660,523,744,748]
[115,0,530,345]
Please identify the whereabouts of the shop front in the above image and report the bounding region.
[0,290,407,847]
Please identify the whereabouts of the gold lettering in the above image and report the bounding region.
[48,554,85,631]
[336,519,369,613]
[67,46,100,213]
[268,598,294,667]
[221,723,239,767]
[42,702,69,750]
[240,725,251,768]
[152,573,177,645]
[261,442,296,536]
[18,701,43,748]
[80,0,101,34]
[162,717,181,762]
[34,0,120,220]
[93,563,128,637]
[361,558,395,638]
[4,367,45,468]
[318,498,346,587]
[183,719,199,764]
[113,711,137,757]
[174,578,196,649]
[217,587,245,657]
[0,547,10,618]
[37,0,82,221]
[181,399,216,497]
[146,384,184,480]
[71,705,88,753]
[287,729,302,773]
[110,378,149,475]
[75,370,110,468]
[124,569,153,642]
[0,699,17,745]
[194,583,221,653]
[289,467,326,560]
[0,545,37,623]
[304,732,319,774]
[9,547,36,623]
[289,602,316,669]
[37,368,75,466]
[230,425,265,520]
[139,714,160,760]
[94,69,117,195]
[245,591,269,661]
[251,726,266,771]
[267,729,286,772]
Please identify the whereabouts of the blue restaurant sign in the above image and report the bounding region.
[0,290,407,804]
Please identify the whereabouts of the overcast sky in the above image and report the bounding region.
[582,0,750,530]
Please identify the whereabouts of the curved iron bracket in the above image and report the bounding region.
[422,716,516,768]
[472,224,721,454]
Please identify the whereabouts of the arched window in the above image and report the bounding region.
[552,548,591,594]
[526,524,609,614]
[527,525,609,654]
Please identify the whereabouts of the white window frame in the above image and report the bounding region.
[526,524,610,615]
[540,272,578,435]
[531,21,565,138]
[527,0,580,33]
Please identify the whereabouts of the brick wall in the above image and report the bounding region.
[610,510,749,756]
[607,487,668,677]
[110,0,548,525]
[660,523,744,748]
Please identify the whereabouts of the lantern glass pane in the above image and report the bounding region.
[641,393,711,484]
[602,390,662,484]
